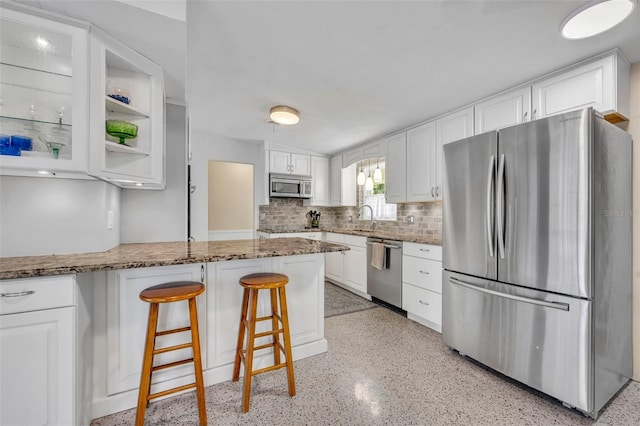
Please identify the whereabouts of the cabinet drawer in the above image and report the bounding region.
[403,242,442,261]
[0,275,75,315]
[402,283,442,326]
[325,232,345,243]
[402,256,443,293]
[344,235,366,247]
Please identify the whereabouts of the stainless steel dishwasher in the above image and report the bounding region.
[366,237,403,309]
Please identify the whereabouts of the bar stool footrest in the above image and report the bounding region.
[153,342,193,355]
[152,357,194,372]
[148,382,197,400]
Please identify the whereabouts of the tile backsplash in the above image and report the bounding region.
[259,198,442,239]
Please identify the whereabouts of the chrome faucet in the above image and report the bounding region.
[358,205,376,230]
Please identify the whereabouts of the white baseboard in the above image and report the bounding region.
[208,229,254,241]
[407,312,442,333]
[325,278,372,300]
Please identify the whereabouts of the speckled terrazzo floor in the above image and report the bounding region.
[324,281,379,318]
[91,307,640,426]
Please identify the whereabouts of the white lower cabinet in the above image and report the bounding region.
[0,276,76,426]
[402,242,443,332]
[206,258,271,367]
[324,233,367,296]
[105,264,206,395]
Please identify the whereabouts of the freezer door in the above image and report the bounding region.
[443,131,497,280]
[442,271,592,413]
[497,109,591,298]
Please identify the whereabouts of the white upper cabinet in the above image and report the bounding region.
[269,150,310,175]
[434,107,473,201]
[0,6,89,176]
[532,50,630,123]
[384,132,407,204]
[474,86,532,134]
[406,121,437,202]
[330,155,356,206]
[310,156,330,206]
[88,27,166,189]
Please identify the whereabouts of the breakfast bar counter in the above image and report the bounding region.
[0,238,346,423]
[0,238,348,279]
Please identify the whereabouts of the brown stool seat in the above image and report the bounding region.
[140,281,205,303]
[233,272,295,412]
[239,273,288,289]
[136,281,207,426]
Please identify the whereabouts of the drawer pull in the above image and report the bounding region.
[419,248,430,252]
[0,290,36,298]
[419,300,430,306]
[419,270,430,275]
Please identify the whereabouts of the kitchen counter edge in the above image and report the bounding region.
[0,238,349,280]
[257,228,442,245]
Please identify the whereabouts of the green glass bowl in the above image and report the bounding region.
[106,120,138,145]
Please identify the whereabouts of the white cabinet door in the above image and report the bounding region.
[532,52,629,122]
[0,6,89,176]
[384,132,407,203]
[330,156,356,207]
[273,254,324,346]
[330,155,342,206]
[290,154,310,175]
[1,307,74,426]
[406,121,437,202]
[435,107,473,201]
[106,264,205,394]
[474,86,531,134]
[343,244,367,294]
[311,156,330,206]
[325,250,344,283]
[207,258,271,367]
[269,150,291,174]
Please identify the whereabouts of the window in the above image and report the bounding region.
[356,158,397,221]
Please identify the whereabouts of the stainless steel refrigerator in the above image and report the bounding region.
[442,108,632,418]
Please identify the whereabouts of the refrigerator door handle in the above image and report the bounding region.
[496,154,506,259]
[486,155,495,257]
[449,277,570,311]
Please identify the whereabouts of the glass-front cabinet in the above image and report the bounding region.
[88,27,165,189]
[0,6,89,175]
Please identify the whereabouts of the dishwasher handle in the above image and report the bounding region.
[366,242,402,249]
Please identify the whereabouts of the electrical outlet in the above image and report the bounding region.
[348,215,353,223]
[408,215,414,224]
[259,212,266,221]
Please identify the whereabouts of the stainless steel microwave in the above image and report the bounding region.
[270,174,312,198]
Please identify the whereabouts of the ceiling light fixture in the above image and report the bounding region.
[365,160,374,191]
[357,162,366,186]
[269,105,300,125]
[373,158,383,183]
[560,0,636,40]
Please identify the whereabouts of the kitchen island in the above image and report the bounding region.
[0,238,348,424]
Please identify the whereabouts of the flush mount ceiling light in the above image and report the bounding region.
[561,0,636,40]
[269,105,300,125]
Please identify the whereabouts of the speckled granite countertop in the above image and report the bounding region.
[0,238,349,280]
[257,227,442,246]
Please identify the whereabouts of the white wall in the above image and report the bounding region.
[0,177,120,256]
[120,102,187,243]
[188,128,264,242]
[627,62,640,381]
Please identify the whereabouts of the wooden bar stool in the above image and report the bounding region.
[136,281,207,426]
[232,273,295,412]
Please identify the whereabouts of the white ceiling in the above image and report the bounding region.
[15,1,640,156]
